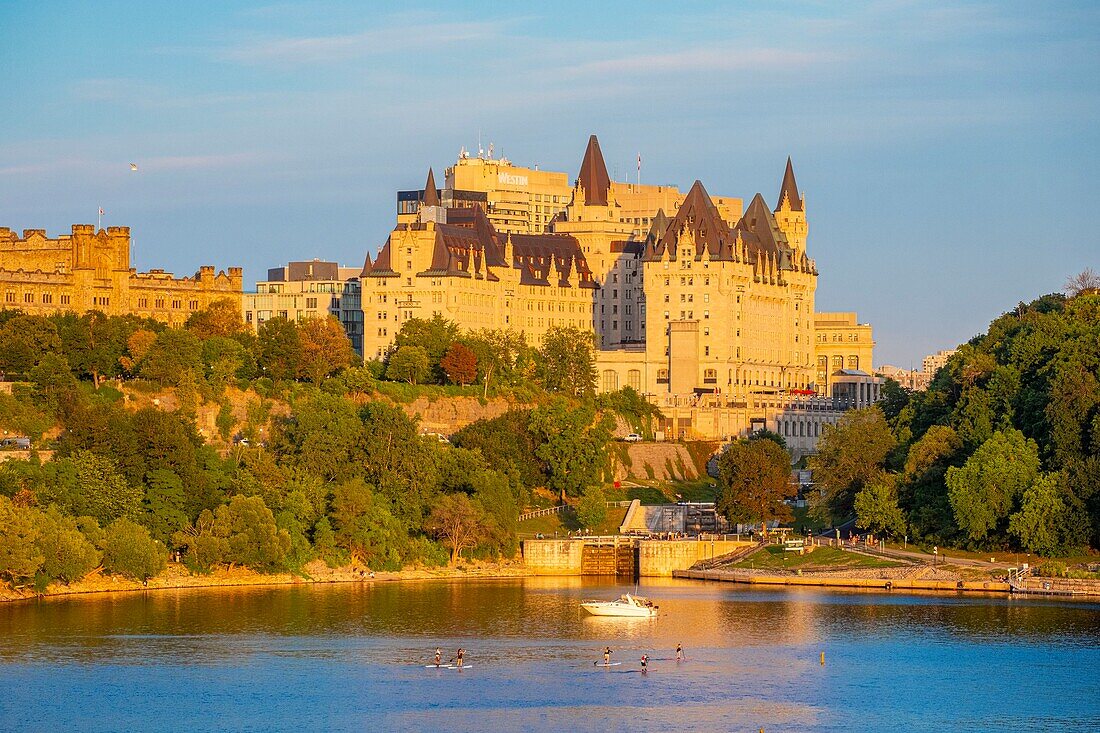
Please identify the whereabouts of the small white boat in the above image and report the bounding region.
[580,593,658,617]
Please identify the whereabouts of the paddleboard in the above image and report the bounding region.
[447,664,473,669]
[424,664,446,668]
[594,662,622,667]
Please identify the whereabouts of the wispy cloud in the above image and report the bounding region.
[565,47,848,77]
[220,19,506,65]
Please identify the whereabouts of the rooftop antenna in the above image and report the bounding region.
[478,130,483,159]
[637,152,641,187]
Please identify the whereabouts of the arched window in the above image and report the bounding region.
[602,370,618,392]
[627,369,641,391]
[847,355,859,370]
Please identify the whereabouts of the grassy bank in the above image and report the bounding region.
[729,545,904,572]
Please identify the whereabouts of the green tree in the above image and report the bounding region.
[212,495,290,572]
[808,407,896,524]
[946,429,1041,544]
[202,336,254,391]
[0,496,44,586]
[35,508,102,584]
[538,326,597,395]
[464,329,530,396]
[142,469,191,546]
[139,328,203,386]
[386,346,430,384]
[172,509,230,573]
[574,486,608,530]
[392,314,459,382]
[100,518,167,581]
[854,474,906,538]
[1008,473,1072,556]
[529,400,613,500]
[28,353,79,415]
[0,315,61,374]
[70,450,143,526]
[298,316,357,384]
[716,438,794,534]
[330,478,408,569]
[450,409,543,488]
[257,317,302,381]
[359,402,441,524]
[424,493,487,565]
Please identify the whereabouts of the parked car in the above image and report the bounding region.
[623,433,642,443]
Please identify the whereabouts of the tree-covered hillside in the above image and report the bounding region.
[0,304,647,591]
[812,289,1100,555]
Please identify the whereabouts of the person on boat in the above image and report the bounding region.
[640,654,649,672]
[434,648,442,667]
[455,648,465,667]
[676,643,684,661]
[604,647,612,665]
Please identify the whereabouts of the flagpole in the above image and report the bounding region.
[98,207,102,230]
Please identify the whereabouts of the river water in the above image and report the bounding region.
[1,577,1098,732]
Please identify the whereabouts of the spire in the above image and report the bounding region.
[577,134,611,206]
[777,157,803,212]
[422,168,440,208]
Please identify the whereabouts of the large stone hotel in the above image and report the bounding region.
[362,136,880,453]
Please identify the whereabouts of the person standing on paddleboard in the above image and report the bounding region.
[434,648,443,667]
[456,648,465,667]
[604,647,612,665]
[676,643,683,661]
[640,654,648,673]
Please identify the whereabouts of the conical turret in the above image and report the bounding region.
[777,157,803,212]
[576,135,611,207]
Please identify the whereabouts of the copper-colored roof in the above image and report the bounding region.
[777,157,803,212]
[423,168,440,208]
[365,236,397,277]
[643,180,733,262]
[359,251,373,277]
[733,193,795,269]
[577,134,611,207]
[511,233,596,288]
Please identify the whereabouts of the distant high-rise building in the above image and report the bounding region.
[242,260,364,357]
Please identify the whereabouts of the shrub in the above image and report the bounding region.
[36,509,101,584]
[101,518,167,581]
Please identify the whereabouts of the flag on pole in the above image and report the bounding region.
[99,207,105,216]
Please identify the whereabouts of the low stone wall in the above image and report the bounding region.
[522,540,585,575]
[674,569,1011,593]
[0,449,54,464]
[638,540,752,577]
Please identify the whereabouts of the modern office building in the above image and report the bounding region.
[242,260,364,357]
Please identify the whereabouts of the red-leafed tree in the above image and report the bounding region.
[440,343,478,386]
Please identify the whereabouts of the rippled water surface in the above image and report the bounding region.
[1,578,1098,732]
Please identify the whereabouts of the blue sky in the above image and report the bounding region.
[1,1,1097,366]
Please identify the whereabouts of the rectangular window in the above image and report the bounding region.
[60,295,70,305]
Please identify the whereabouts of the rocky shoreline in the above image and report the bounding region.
[0,559,530,603]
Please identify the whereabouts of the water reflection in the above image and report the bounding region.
[1,579,1098,732]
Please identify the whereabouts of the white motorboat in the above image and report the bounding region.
[580,593,658,617]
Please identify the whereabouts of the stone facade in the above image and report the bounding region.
[0,225,242,325]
